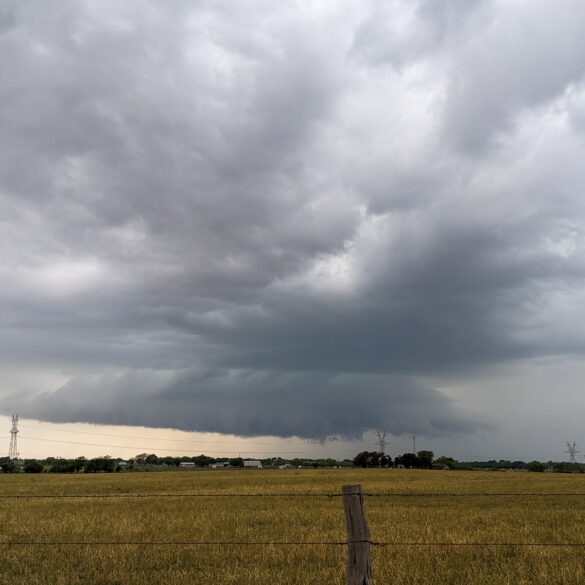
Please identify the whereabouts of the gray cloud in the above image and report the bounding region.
[2,1,585,443]
[441,2,585,152]
[352,0,486,69]
[11,369,481,440]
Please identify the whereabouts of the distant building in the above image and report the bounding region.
[244,460,262,469]
[180,462,195,468]
[209,462,230,469]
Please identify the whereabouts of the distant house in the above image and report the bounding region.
[244,460,262,469]
[180,462,195,468]
[209,462,230,469]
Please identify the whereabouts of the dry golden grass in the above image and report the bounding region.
[2,469,585,584]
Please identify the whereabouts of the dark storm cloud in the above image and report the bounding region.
[2,1,585,439]
[14,369,480,439]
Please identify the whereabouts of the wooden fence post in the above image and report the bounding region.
[342,484,373,585]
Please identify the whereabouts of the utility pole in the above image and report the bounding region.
[412,435,416,453]
[8,413,19,460]
[565,441,579,464]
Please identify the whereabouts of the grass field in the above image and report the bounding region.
[2,469,585,584]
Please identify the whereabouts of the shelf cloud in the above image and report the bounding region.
[2,1,585,446]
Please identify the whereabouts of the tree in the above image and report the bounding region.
[193,454,214,467]
[24,460,44,473]
[145,454,159,465]
[417,451,434,469]
[353,451,369,468]
[527,460,546,472]
[353,451,385,468]
[84,456,117,473]
[161,456,181,467]
[380,454,392,468]
[434,456,456,470]
[229,457,244,467]
[133,453,150,465]
[48,459,76,473]
[395,452,419,468]
[72,457,87,473]
[0,457,17,473]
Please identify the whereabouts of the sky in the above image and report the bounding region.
[2,0,585,463]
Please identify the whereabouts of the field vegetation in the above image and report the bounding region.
[2,469,585,584]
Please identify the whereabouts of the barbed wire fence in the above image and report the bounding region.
[3,485,585,584]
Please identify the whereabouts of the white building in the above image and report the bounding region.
[244,460,262,469]
[209,462,230,469]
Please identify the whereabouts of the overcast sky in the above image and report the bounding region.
[3,0,585,462]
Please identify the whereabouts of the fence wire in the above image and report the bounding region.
[3,491,585,549]
[2,539,585,548]
[3,492,585,499]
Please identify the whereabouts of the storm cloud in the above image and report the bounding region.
[17,369,478,440]
[2,1,585,443]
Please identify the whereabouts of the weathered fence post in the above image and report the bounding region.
[342,484,373,585]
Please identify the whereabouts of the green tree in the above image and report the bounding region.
[527,460,546,472]
[193,455,214,467]
[434,456,457,469]
[380,454,392,468]
[85,456,117,473]
[161,456,181,467]
[133,453,150,465]
[48,459,77,473]
[0,457,17,473]
[24,460,44,473]
[72,457,87,473]
[417,451,434,469]
[353,451,384,468]
[395,452,419,468]
[145,454,159,465]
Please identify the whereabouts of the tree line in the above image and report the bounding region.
[0,454,354,473]
[352,450,585,473]
[352,450,434,468]
[0,455,119,474]
[2,451,582,474]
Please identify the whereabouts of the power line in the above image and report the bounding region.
[3,415,351,455]
[18,435,323,455]
[21,423,291,447]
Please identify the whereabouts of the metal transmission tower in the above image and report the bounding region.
[8,413,19,460]
[375,431,389,454]
[565,441,579,464]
